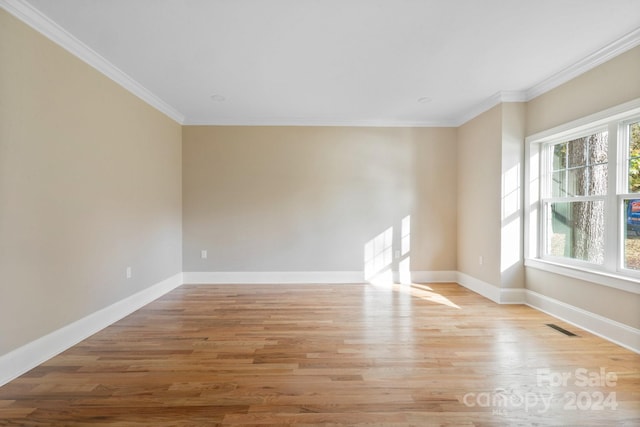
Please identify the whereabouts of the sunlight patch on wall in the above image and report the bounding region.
[501,164,522,272]
[401,215,411,256]
[364,226,393,281]
[502,164,520,220]
[399,256,411,284]
[364,215,412,283]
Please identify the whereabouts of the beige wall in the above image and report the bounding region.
[183,126,457,274]
[457,105,502,287]
[0,10,183,355]
[457,102,526,292]
[524,45,640,329]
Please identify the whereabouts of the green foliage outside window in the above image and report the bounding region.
[630,122,640,193]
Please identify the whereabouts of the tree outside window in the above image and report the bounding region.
[546,131,607,265]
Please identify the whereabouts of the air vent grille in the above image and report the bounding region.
[546,323,578,337]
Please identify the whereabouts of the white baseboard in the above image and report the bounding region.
[183,270,459,285]
[182,271,365,284]
[500,288,527,304]
[0,272,183,387]
[525,290,640,354]
[456,272,501,303]
[411,270,458,283]
[455,272,526,304]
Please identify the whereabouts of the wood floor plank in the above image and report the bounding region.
[0,283,638,426]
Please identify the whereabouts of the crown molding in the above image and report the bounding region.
[453,27,640,126]
[0,0,186,124]
[183,117,460,128]
[454,91,528,126]
[525,27,640,101]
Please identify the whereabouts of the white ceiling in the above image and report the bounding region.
[8,0,640,126]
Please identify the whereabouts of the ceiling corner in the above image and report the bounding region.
[1,0,186,124]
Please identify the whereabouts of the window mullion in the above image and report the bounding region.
[538,145,550,259]
[604,123,619,272]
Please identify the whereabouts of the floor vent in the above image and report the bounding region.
[546,323,578,337]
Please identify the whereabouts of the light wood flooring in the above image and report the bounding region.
[0,282,638,426]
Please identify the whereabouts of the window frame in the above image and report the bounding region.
[619,118,640,274]
[524,98,640,295]
[540,125,609,269]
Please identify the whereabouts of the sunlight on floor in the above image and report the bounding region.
[367,277,460,309]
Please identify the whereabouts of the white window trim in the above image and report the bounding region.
[525,98,640,295]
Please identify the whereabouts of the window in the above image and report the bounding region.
[622,120,640,271]
[544,130,608,265]
[526,99,640,292]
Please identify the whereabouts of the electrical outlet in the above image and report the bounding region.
[478,256,483,266]
[126,266,132,279]
[201,250,208,259]
[394,250,400,259]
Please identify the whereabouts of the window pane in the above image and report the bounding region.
[629,122,640,193]
[625,199,640,270]
[587,164,608,196]
[549,131,608,198]
[587,132,608,165]
[553,143,567,171]
[567,168,586,196]
[552,171,566,197]
[547,201,605,264]
[567,137,587,168]
[564,164,607,196]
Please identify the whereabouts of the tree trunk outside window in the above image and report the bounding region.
[568,133,607,263]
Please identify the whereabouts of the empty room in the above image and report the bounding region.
[1,0,639,425]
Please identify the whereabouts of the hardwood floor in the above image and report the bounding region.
[0,282,638,426]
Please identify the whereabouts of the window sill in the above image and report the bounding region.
[525,258,640,295]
